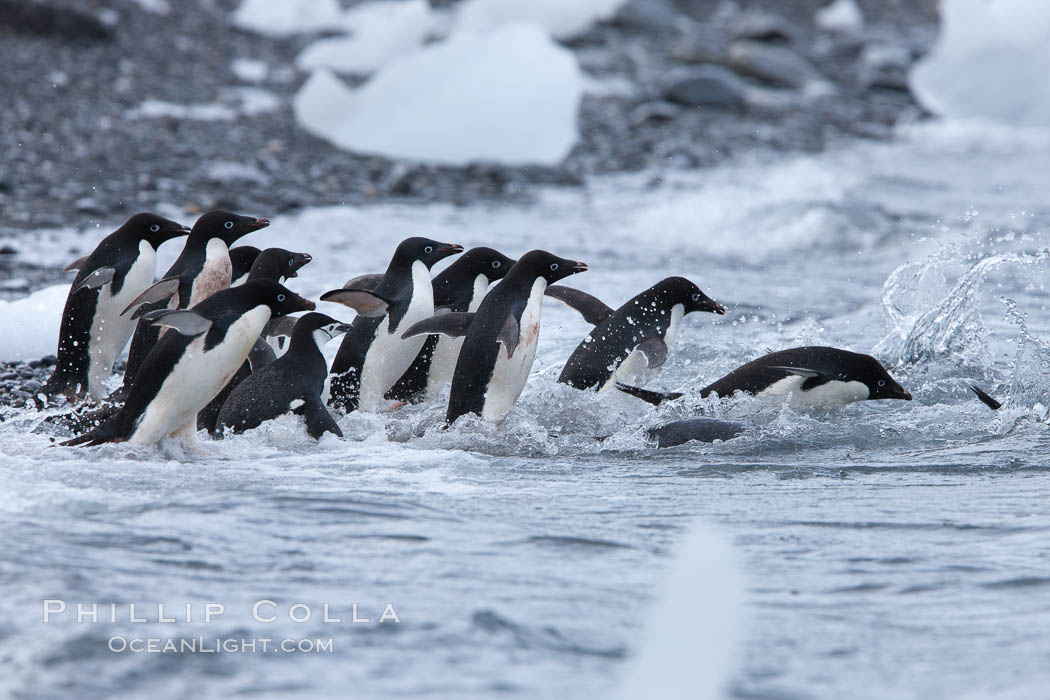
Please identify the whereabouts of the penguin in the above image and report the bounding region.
[385,247,517,404]
[400,250,588,425]
[645,418,748,448]
[195,247,314,433]
[971,386,1002,410]
[42,213,190,401]
[215,313,350,439]
[322,237,464,413]
[229,246,262,284]
[617,346,912,409]
[116,210,270,397]
[62,280,315,447]
[550,277,725,392]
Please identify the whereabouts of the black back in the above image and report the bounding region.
[247,248,312,282]
[558,277,721,390]
[229,246,262,283]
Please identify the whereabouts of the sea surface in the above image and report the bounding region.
[2,121,1050,699]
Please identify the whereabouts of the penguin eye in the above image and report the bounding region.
[878,380,886,387]
[549,263,559,271]
[224,221,234,230]
[691,293,700,301]
[149,224,160,232]
[287,259,293,266]
[277,294,286,302]
[491,260,501,269]
[424,245,434,254]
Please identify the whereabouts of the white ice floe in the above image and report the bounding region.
[0,285,66,363]
[910,0,1050,127]
[231,58,269,84]
[231,0,344,37]
[293,22,582,166]
[617,522,743,700]
[296,0,437,75]
[814,0,863,32]
[128,100,236,121]
[456,0,627,40]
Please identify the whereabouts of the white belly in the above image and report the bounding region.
[189,238,232,306]
[358,260,433,412]
[605,303,685,392]
[759,375,870,408]
[425,275,489,399]
[481,278,546,423]
[86,241,156,399]
[129,306,270,445]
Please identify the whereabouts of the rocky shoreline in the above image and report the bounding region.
[0,0,937,240]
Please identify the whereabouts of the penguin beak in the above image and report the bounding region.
[570,261,589,272]
[895,386,913,401]
[705,300,727,315]
[286,253,312,278]
[440,244,465,254]
[245,218,270,232]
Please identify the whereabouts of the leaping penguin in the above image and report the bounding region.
[62,280,315,447]
[401,250,588,425]
[42,213,190,401]
[550,276,725,392]
[216,313,350,439]
[322,237,463,413]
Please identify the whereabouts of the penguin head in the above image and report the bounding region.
[192,210,271,246]
[243,279,316,316]
[515,250,588,284]
[393,237,464,269]
[449,246,517,283]
[858,358,912,401]
[657,277,726,315]
[292,312,352,347]
[229,246,262,283]
[124,213,191,248]
[248,248,313,282]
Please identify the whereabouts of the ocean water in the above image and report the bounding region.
[2,121,1050,699]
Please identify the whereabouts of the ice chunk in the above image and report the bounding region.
[231,0,343,38]
[297,0,437,75]
[293,23,582,166]
[910,0,1050,127]
[456,0,627,40]
[814,0,863,32]
[231,58,269,84]
[0,285,67,362]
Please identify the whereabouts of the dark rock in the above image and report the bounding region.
[41,354,57,366]
[631,101,682,125]
[665,66,748,109]
[613,0,682,34]
[21,379,42,393]
[670,25,729,65]
[0,244,16,255]
[859,42,913,92]
[730,10,796,44]
[0,0,114,42]
[728,41,825,90]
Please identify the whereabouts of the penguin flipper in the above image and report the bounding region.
[71,267,116,295]
[636,337,669,369]
[342,273,385,291]
[141,309,212,336]
[544,285,613,325]
[615,381,684,406]
[770,366,833,391]
[498,314,520,358]
[401,312,475,340]
[121,278,179,317]
[320,288,390,317]
[302,395,343,439]
[971,385,1002,411]
[64,255,90,273]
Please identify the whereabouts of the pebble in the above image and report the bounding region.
[665,66,749,109]
[728,41,825,90]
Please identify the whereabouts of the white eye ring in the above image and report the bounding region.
[149,224,160,232]
[288,259,293,266]
[491,260,501,269]
[549,263,559,271]
[424,246,434,254]
[224,221,233,229]
[691,293,700,301]
[277,294,286,302]
[877,380,886,387]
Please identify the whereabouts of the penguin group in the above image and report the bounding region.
[39,210,916,449]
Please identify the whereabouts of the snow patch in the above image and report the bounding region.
[0,285,66,362]
[231,0,344,37]
[456,0,627,40]
[814,0,863,33]
[293,23,582,166]
[231,58,269,83]
[910,0,1050,127]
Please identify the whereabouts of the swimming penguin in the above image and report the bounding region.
[550,277,725,392]
[401,250,588,425]
[385,246,517,404]
[116,210,270,396]
[195,247,314,433]
[215,313,350,439]
[617,346,912,408]
[62,280,315,447]
[42,213,190,401]
[322,237,464,413]
[229,246,262,284]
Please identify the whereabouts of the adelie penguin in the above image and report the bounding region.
[384,246,517,404]
[322,237,464,413]
[550,276,725,392]
[42,212,190,401]
[116,210,270,397]
[63,280,315,447]
[215,313,350,439]
[401,250,588,425]
[619,346,912,409]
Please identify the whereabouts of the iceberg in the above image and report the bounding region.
[293,23,582,166]
[910,0,1050,127]
[0,285,66,363]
